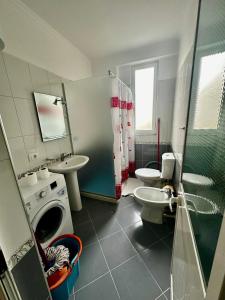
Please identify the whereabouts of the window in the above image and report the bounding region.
[193,51,225,130]
[134,64,156,132]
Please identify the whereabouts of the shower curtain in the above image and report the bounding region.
[111,78,135,199]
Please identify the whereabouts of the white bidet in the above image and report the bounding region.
[134,187,170,224]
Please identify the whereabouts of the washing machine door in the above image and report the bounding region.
[32,200,66,245]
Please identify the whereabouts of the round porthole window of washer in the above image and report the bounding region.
[35,206,63,243]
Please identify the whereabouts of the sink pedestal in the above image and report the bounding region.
[48,155,89,211]
[65,171,82,211]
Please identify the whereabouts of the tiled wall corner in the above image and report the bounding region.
[135,143,172,169]
[0,104,50,300]
[0,125,32,266]
[0,52,73,175]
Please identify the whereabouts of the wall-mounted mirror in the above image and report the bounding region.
[34,92,66,142]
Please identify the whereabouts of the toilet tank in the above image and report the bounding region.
[161,152,175,180]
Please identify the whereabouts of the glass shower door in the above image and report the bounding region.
[182,0,225,287]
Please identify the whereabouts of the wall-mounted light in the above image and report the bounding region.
[53,97,66,106]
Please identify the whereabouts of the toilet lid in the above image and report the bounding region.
[135,168,161,179]
[183,173,214,186]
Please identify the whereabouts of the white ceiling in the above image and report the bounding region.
[20,0,186,59]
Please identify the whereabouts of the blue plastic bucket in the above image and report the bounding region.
[48,234,82,300]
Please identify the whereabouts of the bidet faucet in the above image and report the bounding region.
[160,187,172,198]
[164,188,172,198]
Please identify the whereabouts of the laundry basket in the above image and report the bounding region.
[48,234,82,300]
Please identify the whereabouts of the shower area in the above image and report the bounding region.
[63,75,135,201]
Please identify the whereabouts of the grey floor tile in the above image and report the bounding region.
[125,221,159,253]
[75,243,108,290]
[74,220,98,247]
[69,293,75,300]
[143,220,174,240]
[155,294,167,300]
[71,208,90,227]
[141,240,172,291]
[100,231,136,269]
[92,213,121,239]
[71,198,172,300]
[165,288,170,300]
[115,203,141,228]
[117,196,136,209]
[131,199,143,213]
[111,255,161,300]
[76,274,119,300]
[161,234,174,250]
[86,198,116,220]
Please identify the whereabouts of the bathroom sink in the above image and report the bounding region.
[49,155,89,212]
[49,155,89,174]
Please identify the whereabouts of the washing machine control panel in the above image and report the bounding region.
[35,186,49,201]
[57,187,66,196]
[20,174,68,216]
[39,190,47,198]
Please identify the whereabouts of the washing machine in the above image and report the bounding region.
[19,173,74,248]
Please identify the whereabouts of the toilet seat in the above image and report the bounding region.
[135,168,161,180]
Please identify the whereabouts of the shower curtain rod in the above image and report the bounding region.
[108,70,131,91]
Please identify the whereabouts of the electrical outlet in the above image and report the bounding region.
[28,151,38,161]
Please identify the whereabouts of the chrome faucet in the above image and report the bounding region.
[163,187,172,199]
[60,152,71,161]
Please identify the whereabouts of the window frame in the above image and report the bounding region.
[131,61,158,136]
[190,44,225,135]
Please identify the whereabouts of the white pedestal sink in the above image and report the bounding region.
[49,155,89,211]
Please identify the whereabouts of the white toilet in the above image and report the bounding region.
[134,187,171,224]
[135,153,175,187]
[134,153,175,224]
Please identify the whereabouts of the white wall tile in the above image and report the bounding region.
[0,159,31,265]
[48,72,63,97]
[14,98,39,136]
[0,53,11,97]
[0,128,9,161]
[44,139,61,159]
[58,136,72,154]
[157,78,176,143]
[29,64,51,94]
[0,96,22,138]
[3,53,33,100]
[8,137,29,174]
[65,117,70,136]
[0,54,71,175]
[135,134,157,144]
[23,135,47,168]
[118,56,177,144]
